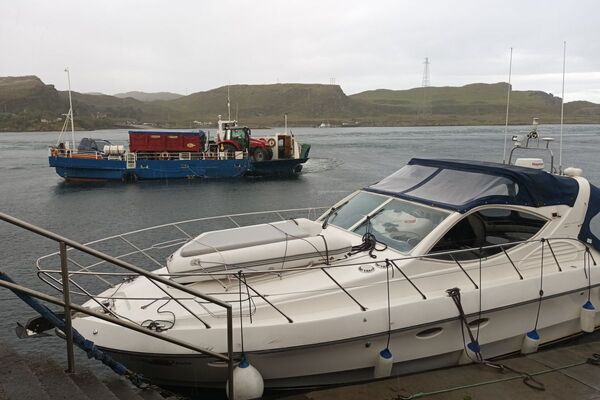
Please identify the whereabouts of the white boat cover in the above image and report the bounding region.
[168,218,352,282]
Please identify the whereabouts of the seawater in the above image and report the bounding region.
[0,124,599,386]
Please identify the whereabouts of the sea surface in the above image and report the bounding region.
[1,124,599,389]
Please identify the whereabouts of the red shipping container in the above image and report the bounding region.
[128,131,205,152]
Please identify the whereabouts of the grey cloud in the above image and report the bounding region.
[1,0,598,101]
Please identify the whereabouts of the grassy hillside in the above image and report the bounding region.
[351,83,600,125]
[0,76,149,131]
[146,84,376,126]
[1,76,599,131]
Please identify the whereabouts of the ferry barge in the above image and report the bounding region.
[48,117,310,181]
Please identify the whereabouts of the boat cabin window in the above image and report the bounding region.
[353,198,450,253]
[407,169,518,206]
[369,165,439,194]
[327,192,388,230]
[428,208,547,261]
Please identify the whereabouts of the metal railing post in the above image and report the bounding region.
[59,241,75,373]
[227,307,235,400]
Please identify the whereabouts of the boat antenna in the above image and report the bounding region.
[65,67,75,150]
[559,41,567,174]
[502,47,513,164]
[284,113,288,134]
[227,85,231,121]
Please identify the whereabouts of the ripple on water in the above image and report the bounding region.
[302,157,344,173]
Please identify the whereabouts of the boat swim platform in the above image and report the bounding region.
[285,333,600,400]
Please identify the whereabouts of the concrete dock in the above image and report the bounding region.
[0,340,175,400]
[285,337,600,400]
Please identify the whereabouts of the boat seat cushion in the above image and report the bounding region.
[180,218,322,257]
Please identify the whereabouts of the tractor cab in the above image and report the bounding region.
[220,126,251,152]
[216,116,272,161]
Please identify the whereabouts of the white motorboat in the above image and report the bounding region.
[35,128,600,393]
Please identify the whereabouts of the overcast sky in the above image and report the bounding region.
[1,0,599,102]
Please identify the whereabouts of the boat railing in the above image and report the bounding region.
[0,211,239,397]
[134,151,249,161]
[36,207,330,296]
[33,205,592,325]
[49,147,104,159]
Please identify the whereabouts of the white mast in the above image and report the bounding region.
[502,48,513,164]
[65,67,75,150]
[559,41,567,174]
[284,113,288,134]
[227,85,231,121]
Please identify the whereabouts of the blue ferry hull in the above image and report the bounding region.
[49,156,307,181]
[49,156,250,181]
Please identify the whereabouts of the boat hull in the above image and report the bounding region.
[91,288,597,390]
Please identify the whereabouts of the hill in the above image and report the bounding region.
[145,83,375,126]
[114,91,183,102]
[0,76,149,131]
[351,83,600,125]
[1,76,599,131]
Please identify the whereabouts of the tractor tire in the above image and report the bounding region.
[252,147,268,162]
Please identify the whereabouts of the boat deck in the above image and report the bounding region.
[285,332,600,400]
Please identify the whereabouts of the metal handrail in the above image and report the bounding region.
[0,211,236,397]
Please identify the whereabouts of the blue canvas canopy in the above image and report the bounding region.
[578,183,600,252]
[365,158,580,213]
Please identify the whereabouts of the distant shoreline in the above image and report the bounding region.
[2,122,600,134]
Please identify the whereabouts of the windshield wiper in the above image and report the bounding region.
[359,207,385,228]
[321,199,350,229]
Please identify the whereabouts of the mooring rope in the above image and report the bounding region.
[385,261,392,349]
[397,354,600,399]
[533,239,546,331]
[348,216,388,258]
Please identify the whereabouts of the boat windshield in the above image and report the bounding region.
[353,198,450,253]
[327,192,388,230]
[327,191,450,253]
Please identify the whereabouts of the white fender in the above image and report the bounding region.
[373,348,394,378]
[521,330,540,354]
[226,358,264,400]
[580,301,596,333]
[459,340,480,365]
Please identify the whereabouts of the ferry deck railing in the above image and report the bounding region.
[49,147,250,161]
